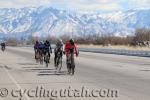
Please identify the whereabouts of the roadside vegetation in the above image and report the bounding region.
[5,28,150,50]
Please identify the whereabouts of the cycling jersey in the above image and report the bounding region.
[65,42,78,56]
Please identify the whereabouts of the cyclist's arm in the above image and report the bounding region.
[74,44,79,56]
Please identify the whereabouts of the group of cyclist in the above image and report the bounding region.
[34,38,79,75]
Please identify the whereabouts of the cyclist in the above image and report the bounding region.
[64,39,79,75]
[37,41,45,64]
[54,39,64,66]
[38,41,45,51]
[1,42,6,51]
[43,40,52,63]
[34,40,39,59]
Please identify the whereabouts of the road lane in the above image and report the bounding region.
[0,47,150,100]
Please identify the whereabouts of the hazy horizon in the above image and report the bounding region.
[0,0,150,13]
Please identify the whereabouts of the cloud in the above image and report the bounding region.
[0,0,149,11]
[127,0,150,8]
[0,0,52,8]
[68,2,122,11]
[62,0,123,11]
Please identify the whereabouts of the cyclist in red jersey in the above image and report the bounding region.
[64,39,79,75]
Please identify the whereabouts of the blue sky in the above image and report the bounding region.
[0,0,150,12]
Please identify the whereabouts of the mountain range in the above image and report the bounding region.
[0,6,150,40]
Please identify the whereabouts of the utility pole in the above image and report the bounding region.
[71,28,73,39]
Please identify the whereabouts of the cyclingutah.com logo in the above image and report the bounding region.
[0,86,119,100]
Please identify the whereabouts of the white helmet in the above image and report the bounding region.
[58,39,62,43]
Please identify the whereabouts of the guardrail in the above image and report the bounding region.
[79,48,150,57]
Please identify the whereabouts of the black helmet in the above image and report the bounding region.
[35,41,39,44]
[69,39,74,45]
[45,40,48,42]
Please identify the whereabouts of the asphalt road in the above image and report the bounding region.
[0,47,150,100]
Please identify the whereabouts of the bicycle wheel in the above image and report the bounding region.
[56,56,59,69]
[35,50,39,63]
[39,50,43,64]
[45,53,49,67]
[59,56,62,71]
[58,56,62,71]
[67,63,71,74]
[71,64,75,75]
[70,53,75,75]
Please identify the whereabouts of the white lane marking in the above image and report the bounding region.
[3,65,31,100]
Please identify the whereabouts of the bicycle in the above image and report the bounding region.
[67,48,75,75]
[55,48,63,71]
[38,49,44,64]
[44,50,50,67]
[1,46,5,52]
[35,49,40,63]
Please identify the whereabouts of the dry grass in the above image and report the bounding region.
[78,44,150,51]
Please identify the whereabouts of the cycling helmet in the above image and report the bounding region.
[69,38,74,45]
[58,39,62,42]
[45,40,49,43]
[40,41,44,44]
[35,40,39,44]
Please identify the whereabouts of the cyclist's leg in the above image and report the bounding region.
[39,49,42,64]
[54,51,57,66]
[42,49,45,63]
[35,49,38,59]
[48,50,50,63]
[72,55,75,75]
[48,50,50,59]
[34,49,36,59]
[37,49,40,62]
[66,54,71,74]
[70,53,73,74]
[43,49,46,62]
[60,50,63,66]
[45,49,50,63]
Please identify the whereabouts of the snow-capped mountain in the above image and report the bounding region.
[0,6,150,40]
